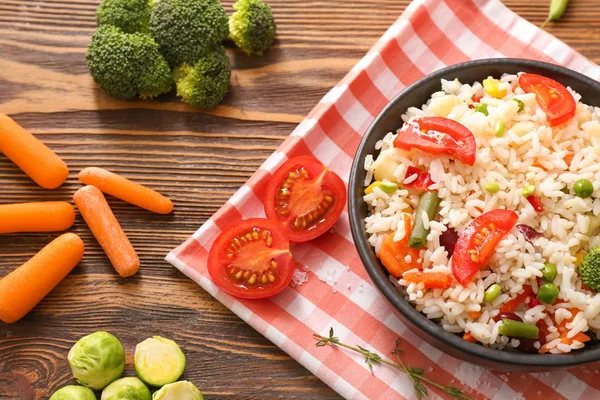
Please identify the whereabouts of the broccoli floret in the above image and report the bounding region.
[96,0,154,34]
[86,25,172,100]
[229,0,276,56]
[150,0,229,67]
[173,47,231,110]
[579,247,600,291]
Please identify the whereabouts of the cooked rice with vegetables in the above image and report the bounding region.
[364,73,600,354]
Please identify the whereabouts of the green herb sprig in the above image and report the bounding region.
[314,328,474,400]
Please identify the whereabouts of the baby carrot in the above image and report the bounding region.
[0,233,84,324]
[78,167,173,214]
[74,185,139,278]
[0,114,69,189]
[0,202,75,234]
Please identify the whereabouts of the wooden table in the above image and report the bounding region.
[0,1,599,398]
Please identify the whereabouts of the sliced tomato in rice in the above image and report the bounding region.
[519,73,576,127]
[452,209,519,286]
[264,156,346,242]
[500,285,533,313]
[403,166,434,191]
[208,218,295,299]
[526,195,545,213]
[394,116,477,166]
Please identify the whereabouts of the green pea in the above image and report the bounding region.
[574,178,593,198]
[521,184,536,197]
[474,103,488,116]
[537,283,559,304]
[495,121,506,138]
[498,319,539,339]
[484,284,501,302]
[513,98,524,112]
[379,181,398,193]
[484,182,500,194]
[541,263,557,282]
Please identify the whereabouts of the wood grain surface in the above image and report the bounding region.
[0,1,599,399]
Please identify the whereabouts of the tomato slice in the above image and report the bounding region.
[394,117,476,166]
[519,73,576,127]
[264,156,346,242]
[526,195,544,213]
[451,209,518,286]
[207,218,295,299]
[403,166,434,191]
[500,285,533,313]
[379,214,422,277]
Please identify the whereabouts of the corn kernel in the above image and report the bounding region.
[364,181,381,195]
[483,78,507,99]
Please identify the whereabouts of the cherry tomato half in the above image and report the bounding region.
[264,156,346,242]
[452,209,518,286]
[394,117,476,166]
[519,73,576,127]
[208,218,295,299]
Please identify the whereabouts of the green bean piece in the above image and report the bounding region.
[484,284,501,302]
[574,178,593,199]
[522,184,536,197]
[513,98,524,112]
[541,0,569,29]
[537,283,559,304]
[495,121,506,138]
[474,103,488,116]
[485,182,500,194]
[498,319,539,339]
[408,191,441,249]
[541,263,557,282]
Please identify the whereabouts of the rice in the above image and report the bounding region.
[363,73,600,353]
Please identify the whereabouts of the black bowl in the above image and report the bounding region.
[349,58,600,371]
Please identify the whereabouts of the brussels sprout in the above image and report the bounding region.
[68,331,126,390]
[101,377,151,400]
[49,385,96,400]
[135,336,185,386]
[152,381,203,400]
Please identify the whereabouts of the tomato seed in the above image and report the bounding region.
[248,274,257,285]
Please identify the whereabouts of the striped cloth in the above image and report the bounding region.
[166,0,600,398]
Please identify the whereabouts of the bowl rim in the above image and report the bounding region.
[348,58,600,367]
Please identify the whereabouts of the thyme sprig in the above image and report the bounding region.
[314,328,474,400]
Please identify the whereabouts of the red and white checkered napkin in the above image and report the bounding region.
[167,0,600,398]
